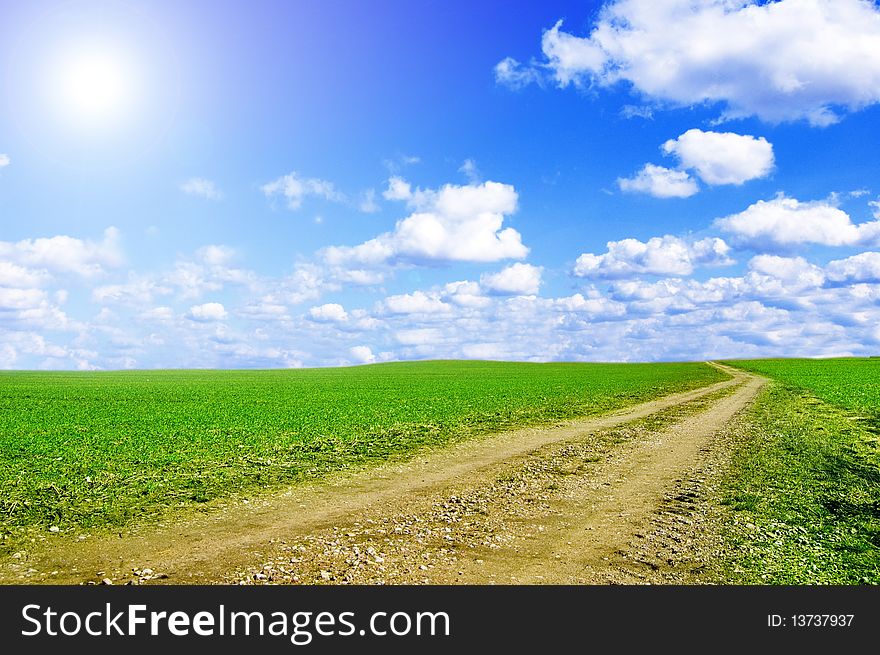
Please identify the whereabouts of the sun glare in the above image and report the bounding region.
[54,46,134,126]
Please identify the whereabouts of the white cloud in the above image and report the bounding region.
[617,164,698,198]
[459,159,481,183]
[275,264,339,306]
[308,303,348,323]
[494,56,544,90]
[322,240,395,267]
[481,263,542,295]
[661,129,774,185]
[0,333,73,363]
[395,328,443,346]
[574,235,733,278]
[349,345,376,364]
[748,255,825,290]
[0,343,16,369]
[553,293,626,317]
[261,172,345,210]
[620,105,653,120]
[383,291,451,315]
[0,227,122,277]
[383,176,413,201]
[187,302,228,322]
[324,179,528,265]
[383,155,421,174]
[359,189,380,213]
[0,287,46,311]
[164,262,223,300]
[239,297,290,322]
[826,252,880,283]
[92,275,172,305]
[0,277,74,333]
[0,262,49,288]
[148,247,259,302]
[0,154,9,168]
[180,177,222,200]
[461,342,507,360]
[715,195,880,249]
[332,268,385,286]
[140,306,174,322]
[196,245,236,266]
[442,280,491,308]
[519,0,880,125]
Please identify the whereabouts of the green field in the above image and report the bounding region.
[720,359,880,583]
[726,358,880,423]
[0,360,725,551]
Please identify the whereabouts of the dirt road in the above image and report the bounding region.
[2,363,764,585]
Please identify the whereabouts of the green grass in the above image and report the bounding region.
[0,360,725,550]
[718,359,880,583]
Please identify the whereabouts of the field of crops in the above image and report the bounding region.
[725,358,880,420]
[0,360,725,549]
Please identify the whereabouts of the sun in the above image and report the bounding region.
[53,45,135,127]
[5,2,178,164]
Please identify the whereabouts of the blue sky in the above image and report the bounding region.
[3,0,880,369]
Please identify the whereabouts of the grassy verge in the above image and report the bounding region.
[0,360,727,553]
[713,382,879,584]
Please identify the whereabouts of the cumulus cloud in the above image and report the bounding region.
[261,172,345,210]
[92,275,172,305]
[395,328,443,346]
[748,254,825,290]
[382,176,413,201]
[11,246,880,368]
[441,280,491,308]
[180,177,222,200]
[826,251,880,283]
[307,303,348,323]
[332,268,385,286]
[140,306,174,322]
[553,292,626,317]
[196,245,236,266]
[461,342,508,360]
[494,56,545,90]
[621,129,773,197]
[323,179,528,265]
[239,297,291,322]
[0,262,49,288]
[574,236,733,278]
[0,227,122,277]
[275,264,340,306]
[187,302,228,322]
[617,164,698,198]
[481,263,542,295]
[382,291,451,315]
[715,195,880,249]
[0,332,81,368]
[661,130,774,185]
[349,345,376,364]
[503,0,880,125]
[162,250,259,301]
[0,154,9,168]
[0,287,47,311]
